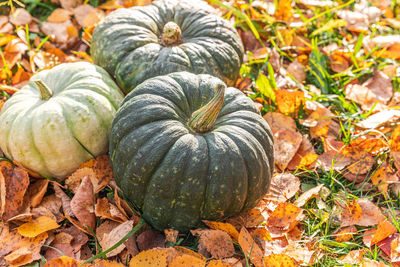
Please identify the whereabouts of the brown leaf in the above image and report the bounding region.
[164,229,179,244]
[191,229,235,259]
[338,249,366,264]
[47,8,72,23]
[294,184,329,207]
[41,20,74,44]
[265,172,301,203]
[60,0,83,10]
[0,161,30,221]
[317,150,351,171]
[96,220,120,245]
[371,165,398,197]
[45,243,75,262]
[267,203,304,235]
[287,60,306,83]
[263,112,297,134]
[336,10,369,32]
[95,197,128,223]
[340,199,362,227]
[202,221,239,242]
[273,130,303,171]
[242,208,266,228]
[335,226,357,242]
[356,198,386,227]
[308,107,340,139]
[329,52,350,73]
[64,225,88,253]
[9,8,32,26]
[28,179,49,208]
[78,155,113,193]
[70,176,96,231]
[136,230,166,251]
[73,5,104,28]
[32,194,63,223]
[100,220,134,257]
[238,227,264,267]
[287,136,317,170]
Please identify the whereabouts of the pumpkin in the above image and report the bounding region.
[110,72,273,231]
[0,62,124,180]
[91,0,244,94]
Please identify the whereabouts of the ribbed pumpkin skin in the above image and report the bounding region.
[110,72,273,231]
[0,62,124,180]
[91,0,244,94]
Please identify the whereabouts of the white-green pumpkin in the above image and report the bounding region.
[0,62,124,180]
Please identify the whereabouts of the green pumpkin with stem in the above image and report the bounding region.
[110,72,274,231]
[0,62,124,180]
[91,0,244,94]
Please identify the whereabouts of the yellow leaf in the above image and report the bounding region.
[174,246,207,261]
[267,203,303,234]
[202,220,239,242]
[169,254,206,267]
[275,90,305,114]
[275,0,293,21]
[18,216,59,237]
[129,248,178,267]
[44,256,79,267]
[335,226,357,242]
[0,35,16,47]
[238,227,264,267]
[264,254,297,266]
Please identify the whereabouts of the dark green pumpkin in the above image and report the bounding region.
[91,0,244,94]
[109,72,273,231]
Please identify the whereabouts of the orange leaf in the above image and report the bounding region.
[238,227,264,267]
[335,226,357,242]
[44,256,79,267]
[273,130,303,171]
[202,220,239,242]
[275,90,305,114]
[174,246,207,261]
[371,166,398,196]
[12,66,31,85]
[207,260,232,267]
[129,248,178,267]
[169,254,206,267]
[95,197,128,223]
[17,216,59,237]
[0,35,16,47]
[371,220,398,246]
[275,0,293,21]
[251,227,272,241]
[264,254,297,266]
[191,229,235,259]
[267,203,303,234]
[340,199,362,227]
[93,259,125,266]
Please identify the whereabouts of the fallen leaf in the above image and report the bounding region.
[265,172,301,203]
[329,51,351,73]
[242,208,266,228]
[17,216,59,237]
[273,130,303,170]
[100,220,134,257]
[238,227,264,267]
[45,243,75,262]
[294,184,329,207]
[358,110,400,129]
[41,20,74,44]
[267,203,304,235]
[335,226,357,242]
[28,179,49,208]
[263,254,296,266]
[164,228,179,244]
[93,259,125,266]
[174,246,207,261]
[191,229,235,259]
[9,8,32,26]
[95,197,128,223]
[336,10,369,32]
[288,136,318,170]
[317,150,352,171]
[371,220,398,246]
[60,0,83,10]
[356,198,386,227]
[78,155,113,193]
[73,5,103,28]
[287,60,306,83]
[0,161,30,221]
[137,230,166,251]
[275,0,293,21]
[371,165,398,196]
[207,260,233,267]
[338,249,366,264]
[202,220,239,242]
[44,256,79,267]
[70,176,95,232]
[129,247,178,267]
[340,199,362,227]
[47,8,72,23]
[275,90,305,114]
[251,227,272,241]
[308,107,340,139]
[263,112,297,134]
[169,254,206,267]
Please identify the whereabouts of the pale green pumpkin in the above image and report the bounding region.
[0,62,124,180]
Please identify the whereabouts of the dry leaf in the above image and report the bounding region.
[100,220,133,257]
[70,176,95,231]
[330,52,350,73]
[73,5,103,28]
[78,155,113,193]
[137,230,166,251]
[41,20,74,44]
[251,227,272,241]
[267,203,304,235]
[44,256,79,267]
[335,226,357,242]
[294,184,329,207]
[129,247,178,267]
[28,179,49,208]
[263,112,297,134]
[317,151,352,171]
[356,198,386,227]
[164,228,179,244]
[275,0,293,21]
[273,130,303,170]
[45,243,75,262]
[174,246,207,261]
[202,220,239,242]
[287,136,318,170]
[371,165,398,197]
[287,60,306,83]
[340,199,362,227]
[17,216,59,237]
[238,227,264,267]
[338,249,366,264]
[264,254,297,266]
[0,161,30,221]
[242,208,266,228]
[336,10,369,32]
[265,172,301,203]
[371,220,398,246]
[47,8,72,23]
[308,107,340,139]
[191,229,235,259]
[169,254,206,267]
[391,235,400,263]
[60,0,83,10]
[275,90,305,114]
[95,197,128,223]
[9,8,32,26]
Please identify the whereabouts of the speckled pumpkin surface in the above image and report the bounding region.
[91,0,244,94]
[109,72,273,231]
[0,62,124,180]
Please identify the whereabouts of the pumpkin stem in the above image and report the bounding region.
[188,83,226,133]
[34,80,53,100]
[161,21,182,46]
